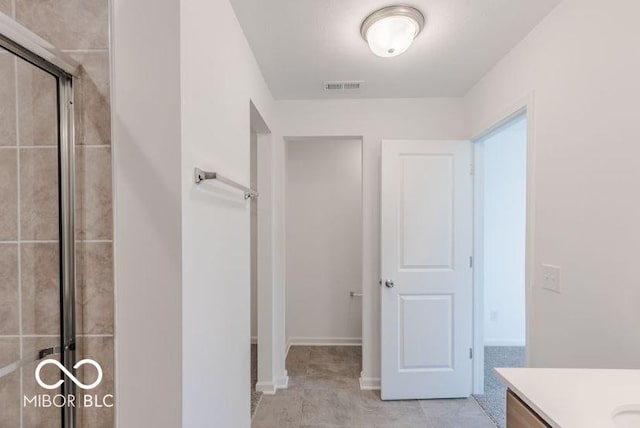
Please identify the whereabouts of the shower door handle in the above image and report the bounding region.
[0,346,61,380]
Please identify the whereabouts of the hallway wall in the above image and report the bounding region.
[180,0,278,427]
[285,138,362,344]
[113,0,281,424]
[465,0,640,368]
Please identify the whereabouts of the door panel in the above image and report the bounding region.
[381,140,473,400]
[399,294,453,370]
[400,155,454,270]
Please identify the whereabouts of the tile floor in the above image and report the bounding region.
[474,346,526,428]
[252,346,496,428]
[251,344,263,417]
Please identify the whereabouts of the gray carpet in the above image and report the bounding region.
[251,344,262,417]
[473,346,526,428]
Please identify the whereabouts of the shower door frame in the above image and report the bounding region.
[0,13,79,428]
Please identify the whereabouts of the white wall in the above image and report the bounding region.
[276,98,466,384]
[180,0,281,426]
[111,0,183,426]
[285,139,362,343]
[113,2,640,425]
[114,0,284,425]
[481,117,527,347]
[466,0,640,368]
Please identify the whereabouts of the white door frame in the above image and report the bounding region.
[470,93,537,395]
[251,101,285,395]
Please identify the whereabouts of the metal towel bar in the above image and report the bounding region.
[350,291,363,297]
[194,168,258,200]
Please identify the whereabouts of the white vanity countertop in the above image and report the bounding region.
[495,368,640,428]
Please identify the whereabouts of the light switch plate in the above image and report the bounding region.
[541,264,561,293]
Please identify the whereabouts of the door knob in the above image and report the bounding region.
[385,279,395,288]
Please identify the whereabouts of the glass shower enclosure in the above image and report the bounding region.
[0,13,78,428]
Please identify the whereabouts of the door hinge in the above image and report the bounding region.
[469,348,473,359]
[469,256,473,268]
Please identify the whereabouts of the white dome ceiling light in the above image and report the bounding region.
[360,6,425,58]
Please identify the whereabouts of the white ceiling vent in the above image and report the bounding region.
[323,80,364,91]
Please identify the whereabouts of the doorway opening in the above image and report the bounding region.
[253,136,366,425]
[473,113,528,428]
[284,136,363,380]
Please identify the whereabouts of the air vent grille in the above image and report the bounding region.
[323,80,363,91]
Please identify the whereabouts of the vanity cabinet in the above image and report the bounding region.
[507,390,552,428]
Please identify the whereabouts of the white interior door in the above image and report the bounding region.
[380,140,473,400]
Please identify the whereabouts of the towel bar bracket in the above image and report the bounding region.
[194,167,258,199]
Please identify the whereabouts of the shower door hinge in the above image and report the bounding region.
[469,348,473,359]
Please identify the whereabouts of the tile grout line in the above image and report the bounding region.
[13,43,23,428]
[0,334,115,338]
[1,146,111,149]
[77,334,116,338]
[0,240,57,244]
[15,144,111,149]
[0,240,114,244]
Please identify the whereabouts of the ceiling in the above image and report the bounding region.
[230,0,561,100]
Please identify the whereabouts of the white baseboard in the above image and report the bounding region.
[275,371,289,390]
[484,339,526,347]
[257,371,289,395]
[255,381,276,395]
[359,376,380,390]
[287,337,362,348]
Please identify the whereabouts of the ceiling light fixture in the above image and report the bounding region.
[360,5,425,58]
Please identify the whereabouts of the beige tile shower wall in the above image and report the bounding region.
[0,337,20,427]
[0,0,113,427]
